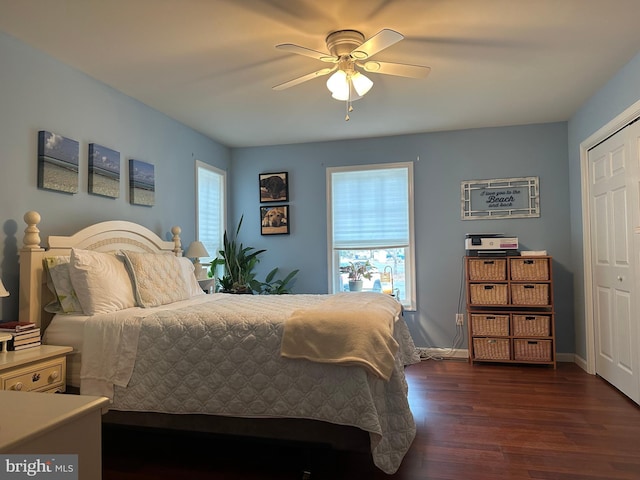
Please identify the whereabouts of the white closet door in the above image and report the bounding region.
[588,121,640,404]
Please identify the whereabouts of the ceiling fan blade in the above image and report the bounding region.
[350,29,404,60]
[272,67,335,90]
[276,43,337,62]
[361,60,431,78]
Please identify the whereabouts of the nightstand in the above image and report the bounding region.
[0,345,73,393]
[198,278,215,293]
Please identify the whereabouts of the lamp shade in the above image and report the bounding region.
[185,241,209,259]
[0,279,9,298]
[326,69,349,99]
[327,70,372,102]
[351,72,373,96]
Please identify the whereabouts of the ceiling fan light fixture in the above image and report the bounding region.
[326,69,373,100]
[351,72,373,96]
[326,69,348,98]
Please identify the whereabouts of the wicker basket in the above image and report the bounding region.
[513,339,552,362]
[471,314,509,336]
[469,284,508,305]
[510,284,549,305]
[512,315,551,336]
[510,258,549,281]
[468,259,507,281]
[473,338,511,360]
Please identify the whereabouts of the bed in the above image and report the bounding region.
[18,210,420,475]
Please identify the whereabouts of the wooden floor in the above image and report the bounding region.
[102,359,640,480]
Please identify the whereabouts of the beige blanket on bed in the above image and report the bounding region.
[280,292,401,380]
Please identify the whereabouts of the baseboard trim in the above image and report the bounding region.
[415,348,584,365]
[416,347,468,360]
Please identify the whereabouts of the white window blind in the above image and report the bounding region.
[328,162,416,309]
[332,166,410,249]
[196,161,225,262]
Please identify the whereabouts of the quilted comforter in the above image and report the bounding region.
[80,293,420,473]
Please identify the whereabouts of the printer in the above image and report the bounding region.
[465,233,519,256]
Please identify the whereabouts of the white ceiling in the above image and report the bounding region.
[1,0,640,148]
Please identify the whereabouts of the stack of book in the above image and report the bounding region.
[0,321,41,351]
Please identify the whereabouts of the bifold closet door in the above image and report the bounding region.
[588,120,640,405]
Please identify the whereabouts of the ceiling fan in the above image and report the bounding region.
[273,29,431,120]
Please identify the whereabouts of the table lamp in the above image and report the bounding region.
[185,241,210,281]
[0,279,8,298]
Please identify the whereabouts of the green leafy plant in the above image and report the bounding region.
[211,215,265,294]
[339,260,376,281]
[210,216,299,294]
[257,267,300,294]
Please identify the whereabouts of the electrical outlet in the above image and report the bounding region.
[455,313,464,325]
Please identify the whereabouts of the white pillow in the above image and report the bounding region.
[122,251,191,307]
[177,257,205,297]
[69,248,136,315]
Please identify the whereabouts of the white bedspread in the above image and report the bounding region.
[80,293,420,474]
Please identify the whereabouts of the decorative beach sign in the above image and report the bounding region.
[88,143,120,198]
[461,176,540,220]
[129,159,155,206]
[37,130,79,194]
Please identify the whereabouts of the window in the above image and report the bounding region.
[196,161,226,264]
[327,162,416,309]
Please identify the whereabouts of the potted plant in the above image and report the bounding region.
[211,215,265,294]
[340,260,376,292]
[210,216,300,295]
[257,267,300,294]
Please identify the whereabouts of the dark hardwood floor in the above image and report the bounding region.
[102,359,640,480]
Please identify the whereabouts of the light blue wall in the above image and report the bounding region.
[5,24,638,357]
[0,31,231,321]
[231,123,573,352]
[567,52,640,360]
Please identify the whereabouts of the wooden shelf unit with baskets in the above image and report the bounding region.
[465,255,556,368]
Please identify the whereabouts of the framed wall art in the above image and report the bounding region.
[260,205,289,235]
[37,130,79,194]
[461,176,540,220]
[88,143,120,198]
[129,159,155,206]
[259,172,289,202]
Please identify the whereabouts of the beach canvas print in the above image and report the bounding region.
[89,143,120,198]
[37,130,79,194]
[129,159,155,206]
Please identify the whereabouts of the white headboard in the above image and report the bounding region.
[18,211,182,330]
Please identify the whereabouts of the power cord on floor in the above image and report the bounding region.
[418,255,466,361]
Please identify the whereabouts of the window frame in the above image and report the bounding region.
[326,161,416,310]
[195,160,226,265]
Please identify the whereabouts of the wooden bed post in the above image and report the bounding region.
[171,226,182,256]
[19,211,45,325]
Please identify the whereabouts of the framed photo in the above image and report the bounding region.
[129,159,155,206]
[37,130,79,194]
[259,172,289,202]
[88,143,120,198]
[260,205,290,235]
[461,176,540,220]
